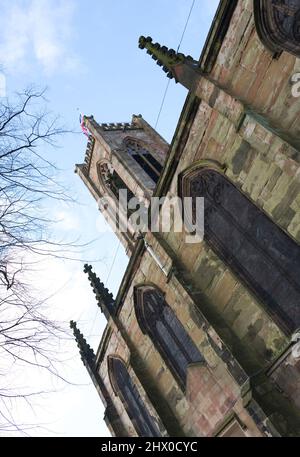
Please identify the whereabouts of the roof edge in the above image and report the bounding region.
[199,0,238,73]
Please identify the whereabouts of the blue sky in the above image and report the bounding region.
[0,0,219,437]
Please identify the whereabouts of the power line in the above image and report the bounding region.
[155,79,171,129]
[81,0,197,338]
[105,239,121,285]
[176,0,196,53]
[154,0,196,129]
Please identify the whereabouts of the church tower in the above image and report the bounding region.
[75,114,169,254]
[72,0,300,438]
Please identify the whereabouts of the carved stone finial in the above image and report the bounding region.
[84,263,92,274]
[70,320,95,366]
[138,36,195,80]
[83,264,115,319]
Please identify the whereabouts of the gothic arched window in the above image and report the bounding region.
[134,286,204,388]
[254,0,300,57]
[108,356,161,437]
[99,162,134,201]
[124,138,163,184]
[180,167,300,333]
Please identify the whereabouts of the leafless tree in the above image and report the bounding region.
[0,88,75,434]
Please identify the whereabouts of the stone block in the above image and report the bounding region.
[287,212,300,242]
[208,270,238,313]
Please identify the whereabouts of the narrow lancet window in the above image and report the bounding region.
[135,286,204,388]
[125,139,163,184]
[108,356,161,437]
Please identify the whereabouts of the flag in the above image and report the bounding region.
[79,114,90,137]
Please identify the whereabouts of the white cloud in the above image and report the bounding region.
[0,0,81,74]
[54,209,81,231]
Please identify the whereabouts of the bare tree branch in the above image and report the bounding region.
[0,88,79,434]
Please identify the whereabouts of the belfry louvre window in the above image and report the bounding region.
[134,286,204,388]
[125,139,163,184]
[181,168,300,333]
[99,162,134,201]
[108,356,161,437]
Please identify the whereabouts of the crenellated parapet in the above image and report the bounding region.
[82,135,95,174]
[81,117,142,173]
[99,121,142,131]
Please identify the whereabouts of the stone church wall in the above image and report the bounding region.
[208,0,300,148]
[96,234,280,436]
[76,0,300,436]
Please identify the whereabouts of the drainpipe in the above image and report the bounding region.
[137,232,170,277]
